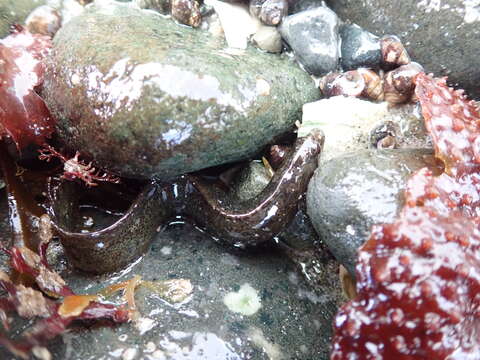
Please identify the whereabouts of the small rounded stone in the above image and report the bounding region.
[25,5,62,37]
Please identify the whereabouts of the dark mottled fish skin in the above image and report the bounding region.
[186,130,324,247]
[48,180,171,274]
[48,131,324,273]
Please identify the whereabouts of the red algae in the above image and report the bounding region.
[331,73,480,359]
[0,245,130,359]
[0,26,54,149]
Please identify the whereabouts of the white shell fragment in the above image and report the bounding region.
[299,96,430,163]
[256,77,271,96]
[60,0,85,25]
[205,0,261,49]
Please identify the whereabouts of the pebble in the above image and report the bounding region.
[206,0,260,49]
[340,23,381,70]
[279,6,340,76]
[25,5,62,37]
[252,25,282,53]
[230,161,272,201]
[122,348,138,360]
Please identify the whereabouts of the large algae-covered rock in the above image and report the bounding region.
[42,3,319,179]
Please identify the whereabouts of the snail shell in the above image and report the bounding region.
[319,71,365,98]
[380,35,410,68]
[260,0,288,25]
[383,62,424,105]
[250,0,287,26]
[171,0,202,27]
[357,68,384,101]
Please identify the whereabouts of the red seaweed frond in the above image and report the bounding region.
[0,237,130,359]
[0,26,54,150]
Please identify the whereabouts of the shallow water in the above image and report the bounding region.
[0,195,341,359]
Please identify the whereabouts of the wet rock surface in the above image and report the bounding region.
[307,149,437,274]
[327,0,480,99]
[230,161,272,201]
[42,2,319,179]
[279,6,340,76]
[0,221,342,360]
[0,0,47,38]
[299,96,431,164]
[340,24,381,70]
[135,0,172,15]
[290,0,324,14]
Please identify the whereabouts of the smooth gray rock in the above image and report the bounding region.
[231,161,272,201]
[42,2,319,179]
[0,0,47,38]
[340,23,381,70]
[279,6,340,76]
[307,149,437,274]
[327,0,480,99]
[290,0,324,14]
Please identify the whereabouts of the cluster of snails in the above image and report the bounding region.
[137,0,289,28]
[320,35,424,106]
[135,0,202,27]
